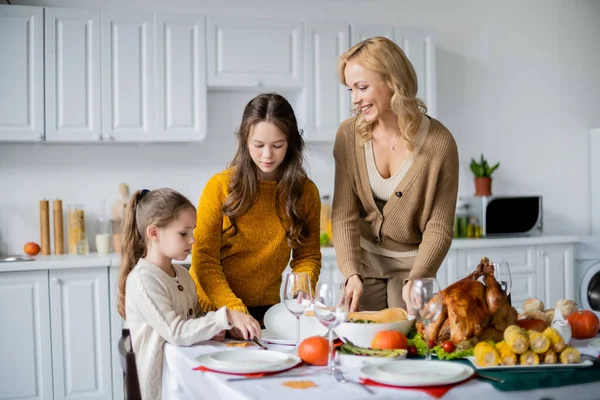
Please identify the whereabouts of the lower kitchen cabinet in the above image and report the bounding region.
[0,267,114,400]
[0,271,53,400]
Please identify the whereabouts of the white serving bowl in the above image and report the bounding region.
[263,303,328,341]
[334,319,414,348]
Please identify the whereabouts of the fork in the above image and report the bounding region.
[333,368,375,395]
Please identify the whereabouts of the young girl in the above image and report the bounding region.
[190,93,322,335]
[117,188,260,400]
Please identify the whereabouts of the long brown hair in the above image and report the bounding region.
[117,188,195,319]
[338,36,427,151]
[223,93,308,247]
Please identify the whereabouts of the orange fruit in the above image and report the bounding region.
[24,242,41,256]
[371,330,408,350]
[298,336,329,366]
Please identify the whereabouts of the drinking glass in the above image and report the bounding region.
[313,281,349,373]
[409,278,443,361]
[492,260,512,296]
[281,272,312,348]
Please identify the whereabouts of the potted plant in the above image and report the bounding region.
[470,154,500,196]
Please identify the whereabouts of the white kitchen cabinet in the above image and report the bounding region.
[436,249,457,289]
[155,14,207,141]
[109,266,125,400]
[301,22,351,142]
[536,243,575,310]
[0,5,44,142]
[0,271,53,400]
[101,11,155,141]
[206,17,302,89]
[45,8,102,142]
[351,23,394,45]
[49,268,112,400]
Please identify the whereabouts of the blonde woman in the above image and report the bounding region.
[332,36,459,312]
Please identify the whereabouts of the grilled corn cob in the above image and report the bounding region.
[540,349,557,364]
[474,342,500,367]
[559,347,581,364]
[527,330,551,354]
[519,350,540,365]
[504,325,529,354]
[542,327,566,353]
[495,341,517,366]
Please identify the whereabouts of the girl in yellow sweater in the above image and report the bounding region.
[190,93,322,337]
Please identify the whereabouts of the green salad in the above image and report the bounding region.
[346,319,377,324]
[406,327,474,360]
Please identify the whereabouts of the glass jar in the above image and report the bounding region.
[68,205,86,254]
[320,194,332,246]
[96,199,112,255]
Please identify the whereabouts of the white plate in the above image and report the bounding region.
[588,338,600,351]
[207,349,290,367]
[261,329,297,346]
[337,351,406,368]
[360,360,473,387]
[465,356,593,371]
[196,350,301,374]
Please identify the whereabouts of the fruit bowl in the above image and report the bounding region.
[334,319,414,348]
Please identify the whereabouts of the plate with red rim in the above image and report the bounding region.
[260,329,297,346]
[196,350,301,374]
[360,360,474,387]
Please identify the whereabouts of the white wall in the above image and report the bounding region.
[1,0,600,255]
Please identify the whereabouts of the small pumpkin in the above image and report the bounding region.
[370,330,408,350]
[567,310,599,339]
[298,336,329,366]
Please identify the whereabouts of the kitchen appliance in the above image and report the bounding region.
[460,195,543,237]
[575,237,600,320]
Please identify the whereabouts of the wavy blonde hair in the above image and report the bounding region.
[338,36,427,151]
[117,188,195,319]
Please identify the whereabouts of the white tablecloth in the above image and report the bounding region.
[162,338,600,400]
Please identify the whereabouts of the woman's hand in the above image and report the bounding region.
[226,310,261,340]
[402,280,414,316]
[211,330,226,342]
[346,274,364,312]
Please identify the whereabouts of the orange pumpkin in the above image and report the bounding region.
[298,336,329,366]
[567,310,599,339]
[370,330,408,350]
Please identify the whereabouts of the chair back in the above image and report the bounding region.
[118,329,142,400]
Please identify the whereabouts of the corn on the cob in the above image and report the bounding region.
[540,349,557,364]
[527,330,550,354]
[495,341,517,366]
[519,350,540,365]
[542,327,566,353]
[559,347,581,364]
[504,325,529,354]
[474,342,500,367]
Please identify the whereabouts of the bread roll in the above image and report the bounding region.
[523,298,545,312]
[555,299,578,319]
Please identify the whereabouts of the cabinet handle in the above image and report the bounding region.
[95,134,102,141]
[107,134,115,141]
[36,133,44,140]
[52,277,61,284]
[539,250,546,258]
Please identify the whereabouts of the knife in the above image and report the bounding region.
[252,336,268,350]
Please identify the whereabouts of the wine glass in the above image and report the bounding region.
[281,272,312,349]
[492,260,512,296]
[313,281,349,373]
[409,278,443,361]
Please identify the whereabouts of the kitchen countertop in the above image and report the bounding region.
[0,234,586,273]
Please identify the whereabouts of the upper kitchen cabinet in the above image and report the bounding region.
[301,22,350,142]
[0,5,44,142]
[395,29,437,117]
[155,14,207,141]
[45,8,102,142]
[206,17,303,90]
[101,11,155,141]
[351,23,395,45]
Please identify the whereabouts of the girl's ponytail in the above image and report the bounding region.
[117,190,147,319]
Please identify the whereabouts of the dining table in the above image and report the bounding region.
[162,335,600,400]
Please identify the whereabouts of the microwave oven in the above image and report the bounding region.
[459,196,543,237]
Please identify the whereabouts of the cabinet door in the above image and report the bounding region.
[350,23,394,45]
[0,5,43,142]
[394,29,437,117]
[102,11,155,141]
[45,8,102,142]
[50,268,112,400]
[155,14,207,141]
[536,244,575,309]
[109,267,125,400]
[206,17,302,89]
[0,271,52,400]
[302,22,350,142]
[436,250,458,289]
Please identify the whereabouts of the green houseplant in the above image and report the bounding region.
[470,154,500,196]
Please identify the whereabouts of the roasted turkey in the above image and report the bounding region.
[416,257,518,348]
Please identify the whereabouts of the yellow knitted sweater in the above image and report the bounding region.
[190,169,322,314]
